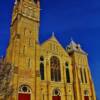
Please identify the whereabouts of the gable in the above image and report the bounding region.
[40,36,69,58]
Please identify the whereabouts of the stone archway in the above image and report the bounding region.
[52,88,61,100]
[18,85,31,100]
[84,90,89,100]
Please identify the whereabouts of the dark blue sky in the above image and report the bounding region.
[0,0,100,99]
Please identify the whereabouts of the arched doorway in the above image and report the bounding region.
[84,90,89,100]
[18,85,31,100]
[52,89,61,100]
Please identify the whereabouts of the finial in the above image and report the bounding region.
[52,32,55,37]
[70,37,76,46]
[71,37,74,42]
[14,0,17,5]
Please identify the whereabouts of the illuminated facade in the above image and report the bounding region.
[4,0,96,100]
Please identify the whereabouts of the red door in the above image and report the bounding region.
[84,96,89,100]
[52,96,61,100]
[18,93,30,100]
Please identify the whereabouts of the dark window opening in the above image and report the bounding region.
[22,86,27,92]
[80,68,84,83]
[65,62,69,67]
[40,63,44,80]
[66,68,70,83]
[40,56,44,61]
[84,69,87,83]
[51,68,54,81]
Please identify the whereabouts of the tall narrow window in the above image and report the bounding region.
[50,56,61,82]
[65,62,70,83]
[80,68,84,83]
[40,56,45,80]
[84,68,87,83]
[40,63,44,80]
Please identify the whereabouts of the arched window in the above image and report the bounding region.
[40,56,44,80]
[50,56,61,82]
[65,62,70,83]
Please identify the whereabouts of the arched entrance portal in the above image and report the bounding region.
[52,89,61,100]
[18,85,31,100]
[84,90,89,100]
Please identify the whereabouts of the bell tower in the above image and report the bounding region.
[6,0,41,100]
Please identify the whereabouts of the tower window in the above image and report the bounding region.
[40,63,44,80]
[80,68,84,83]
[84,68,87,83]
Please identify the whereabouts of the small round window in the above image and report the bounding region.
[53,89,61,96]
[19,85,31,93]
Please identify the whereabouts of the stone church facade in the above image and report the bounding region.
[4,0,96,100]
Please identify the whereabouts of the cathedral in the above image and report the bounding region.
[3,0,96,100]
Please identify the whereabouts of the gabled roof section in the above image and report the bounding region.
[40,32,69,57]
[41,32,60,46]
[66,39,87,55]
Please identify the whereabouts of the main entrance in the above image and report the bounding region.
[52,96,61,100]
[84,96,89,100]
[84,90,89,100]
[18,93,30,100]
[52,88,61,100]
[18,85,31,100]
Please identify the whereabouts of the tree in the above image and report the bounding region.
[0,61,13,100]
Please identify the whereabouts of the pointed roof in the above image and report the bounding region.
[66,38,87,55]
[40,32,58,46]
[47,32,58,42]
[50,32,57,41]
